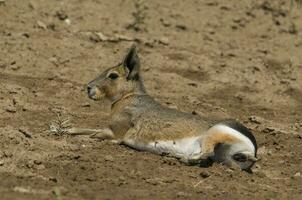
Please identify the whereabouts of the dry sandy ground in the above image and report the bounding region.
[0,0,302,199]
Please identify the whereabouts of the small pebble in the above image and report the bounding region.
[248,116,262,124]
[104,155,114,162]
[64,18,71,25]
[37,20,47,29]
[158,37,169,45]
[19,128,32,138]
[56,10,68,20]
[188,82,197,87]
[262,127,275,133]
[160,18,171,27]
[11,65,21,70]
[200,171,211,178]
[176,191,189,197]
[175,24,187,30]
[34,160,42,165]
[267,150,273,156]
[49,177,58,183]
[36,164,46,170]
[255,171,266,178]
[5,105,16,113]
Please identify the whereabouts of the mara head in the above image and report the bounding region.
[87,44,145,102]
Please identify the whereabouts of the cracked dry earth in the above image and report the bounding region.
[0,0,302,199]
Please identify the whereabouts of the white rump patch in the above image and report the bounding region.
[209,124,255,153]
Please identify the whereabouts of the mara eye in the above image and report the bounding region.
[232,153,247,162]
[108,73,119,80]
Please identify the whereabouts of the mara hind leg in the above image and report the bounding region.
[200,121,257,170]
[122,124,208,165]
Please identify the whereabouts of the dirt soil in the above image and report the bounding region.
[1,0,302,199]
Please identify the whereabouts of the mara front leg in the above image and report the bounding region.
[49,117,115,140]
[68,127,114,140]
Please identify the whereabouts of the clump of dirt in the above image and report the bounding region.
[0,0,301,199]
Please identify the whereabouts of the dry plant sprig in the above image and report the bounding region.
[48,114,71,136]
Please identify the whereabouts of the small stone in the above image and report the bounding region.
[294,172,301,177]
[191,111,198,115]
[86,176,96,182]
[3,151,13,158]
[49,57,59,66]
[5,105,16,113]
[0,160,4,166]
[255,171,266,178]
[160,18,171,27]
[36,164,46,170]
[19,128,32,138]
[81,103,90,107]
[22,33,30,38]
[188,82,197,87]
[226,168,234,173]
[158,37,169,45]
[53,186,68,195]
[37,20,47,29]
[11,65,21,70]
[95,32,109,41]
[115,34,134,42]
[34,160,42,165]
[13,187,30,193]
[175,24,187,30]
[248,116,262,124]
[233,17,242,23]
[26,160,35,168]
[262,127,275,133]
[0,63,7,69]
[145,178,159,185]
[64,18,71,25]
[104,155,114,162]
[56,10,68,20]
[49,177,58,182]
[29,1,37,9]
[257,146,267,155]
[119,176,126,182]
[200,171,211,178]
[89,32,112,42]
[176,191,189,197]
[144,39,155,48]
[47,23,56,31]
[167,105,178,110]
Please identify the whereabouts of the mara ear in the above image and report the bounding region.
[122,44,140,80]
